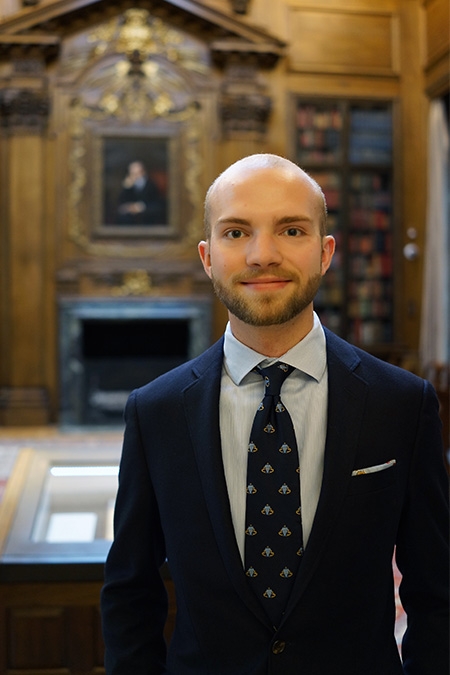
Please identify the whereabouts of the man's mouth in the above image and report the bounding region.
[239,277,291,291]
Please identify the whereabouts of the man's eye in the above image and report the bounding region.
[284,228,303,236]
[225,229,245,239]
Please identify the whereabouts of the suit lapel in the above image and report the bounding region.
[283,330,369,621]
[183,339,271,626]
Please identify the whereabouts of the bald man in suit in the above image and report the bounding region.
[101,154,449,674]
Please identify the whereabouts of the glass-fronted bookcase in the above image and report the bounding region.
[291,96,398,356]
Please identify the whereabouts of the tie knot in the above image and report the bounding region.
[257,362,294,397]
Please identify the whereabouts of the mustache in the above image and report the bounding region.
[232,270,298,282]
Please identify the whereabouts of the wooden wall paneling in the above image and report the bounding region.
[1,132,50,424]
[0,577,177,674]
[424,0,449,66]
[398,0,428,358]
[42,103,59,422]
[286,7,400,76]
[8,606,67,670]
[0,130,8,395]
[286,0,398,10]
[423,0,450,96]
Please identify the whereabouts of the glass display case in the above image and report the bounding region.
[0,446,120,580]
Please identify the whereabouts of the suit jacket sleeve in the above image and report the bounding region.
[395,380,449,675]
[101,390,168,675]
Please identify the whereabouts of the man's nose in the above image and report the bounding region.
[245,232,283,267]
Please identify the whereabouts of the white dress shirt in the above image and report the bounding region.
[219,312,328,564]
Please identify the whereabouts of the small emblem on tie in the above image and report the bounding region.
[264,423,275,434]
[279,443,292,454]
[245,525,257,536]
[262,546,275,558]
[261,504,274,516]
[246,566,258,577]
[261,463,274,474]
[280,567,293,578]
[279,483,291,495]
[263,588,276,599]
[247,483,257,494]
[278,525,292,537]
[248,441,258,453]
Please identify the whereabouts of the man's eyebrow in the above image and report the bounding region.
[216,217,250,226]
[277,215,313,224]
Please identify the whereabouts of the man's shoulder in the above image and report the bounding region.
[324,327,425,389]
[133,337,224,399]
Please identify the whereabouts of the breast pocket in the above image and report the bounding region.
[347,461,398,495]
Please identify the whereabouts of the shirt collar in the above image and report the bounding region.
[223,312,327,385]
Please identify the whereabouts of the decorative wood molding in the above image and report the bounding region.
[0,88,50,131]
[0,388,50,425]
[229,0,251,14]
[0,0,285,70]
[219,62,272,137]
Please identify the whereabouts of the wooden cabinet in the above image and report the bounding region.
[292,97,398,359]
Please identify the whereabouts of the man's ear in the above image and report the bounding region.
[198,240,212,279]
[321,235,335,276]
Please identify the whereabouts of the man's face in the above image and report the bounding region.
[198,166,334,328]
[128,162,146,181]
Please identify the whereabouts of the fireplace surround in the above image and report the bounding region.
[58,297,212,426]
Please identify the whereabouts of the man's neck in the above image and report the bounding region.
[228,310,314,357]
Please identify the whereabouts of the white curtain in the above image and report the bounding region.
[420,99,449,371]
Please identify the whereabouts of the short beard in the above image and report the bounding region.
[211,271,323,327]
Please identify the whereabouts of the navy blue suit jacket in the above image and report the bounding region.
[101,329,449,674]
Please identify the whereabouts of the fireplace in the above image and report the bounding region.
[58,297,212,426]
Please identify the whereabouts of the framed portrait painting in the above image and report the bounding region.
[91,129,180,238]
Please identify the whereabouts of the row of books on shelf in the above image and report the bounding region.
[348,297,392,319]
[350,109,392,132]
[349,148,392,165]
[348,318,393,346]
[316,311,393,346]
[297,129,341,150]
[350,191,392,210]
[348,232,392,255]
[314,285,343,306]
[296,106,343,130]
[296,150,340,165]
[350,252,392,277]
[350,132,391,151]
[348,279,392,300]
[309,171,340,189]
[350,209,391,230]
[350,172,390,191]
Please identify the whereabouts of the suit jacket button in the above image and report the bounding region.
[272,640,286,654]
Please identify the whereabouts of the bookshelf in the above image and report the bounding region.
[292,97,396,353]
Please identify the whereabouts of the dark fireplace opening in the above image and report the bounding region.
[58,298,212,427]
[82,319,190,425]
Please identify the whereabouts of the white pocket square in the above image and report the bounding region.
[352,459,396,476]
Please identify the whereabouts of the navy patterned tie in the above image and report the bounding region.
[244,362,303,625]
